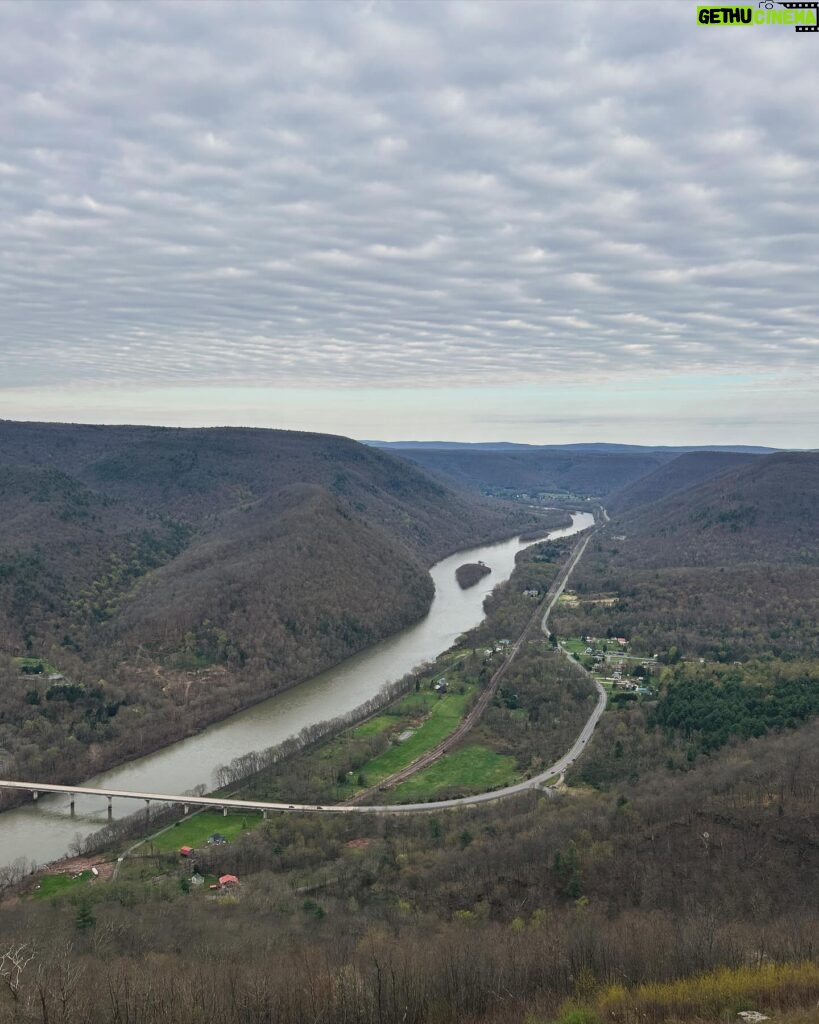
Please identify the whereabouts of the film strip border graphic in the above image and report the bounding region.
[778,2,819,31]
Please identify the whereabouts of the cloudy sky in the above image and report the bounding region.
[1,0,817,445]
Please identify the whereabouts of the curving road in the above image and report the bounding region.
[344,523,607,811]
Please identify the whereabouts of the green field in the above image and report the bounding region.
[149,811,263,853]
[387,744,519,802]
[354,688,473,786]
[33,870,93,899]
[351,714,394,738]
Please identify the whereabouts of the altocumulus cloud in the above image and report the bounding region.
[0,0,818,391]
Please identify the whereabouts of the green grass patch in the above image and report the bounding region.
[149,811,263,853]
[33,870,93,899]
[355,688,473,785]
[388,744,519,802]
[389,689,442,715]
[351,715,394,738]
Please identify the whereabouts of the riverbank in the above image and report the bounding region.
[0,513,595,871]
[7,523,596,900]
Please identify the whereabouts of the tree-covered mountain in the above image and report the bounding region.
[612,451,819,567]
[608,450,759,515]
[0,420,553,790]
[552,451,819,664]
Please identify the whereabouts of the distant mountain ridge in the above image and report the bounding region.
[379,447,679,498]
[365,440,780,455]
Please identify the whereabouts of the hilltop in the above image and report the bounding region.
[367,440,777,454]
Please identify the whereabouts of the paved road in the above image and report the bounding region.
[342,526,607,811]
[343,529,596,806]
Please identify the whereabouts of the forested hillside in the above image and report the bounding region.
[608,450,759,514]
[611,451,819,566]
[4,719,819,1024]
[553,452,819,663]
[0,420,551,792]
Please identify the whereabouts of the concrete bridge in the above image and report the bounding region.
[0,779,352,818]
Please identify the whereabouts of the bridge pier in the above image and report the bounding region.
[31,790,38,803]
[183,803,190,816]
[69,794,75,815]
[222,806,228,817]
[107,795,113,820]
[262,809,268,820]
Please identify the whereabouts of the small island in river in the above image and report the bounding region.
[455,561,492,589]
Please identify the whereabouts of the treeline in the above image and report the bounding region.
[213,668,425,792]
[653,659,819,754]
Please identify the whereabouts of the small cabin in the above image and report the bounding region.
[179,846,193,857]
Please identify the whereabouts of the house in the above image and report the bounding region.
[207,833,227,846]
[434,678,448,693]
[219,874,240,889]
[179,846,193,857]
[523,589,539,598]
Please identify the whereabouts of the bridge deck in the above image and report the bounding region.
[0,779,352,814]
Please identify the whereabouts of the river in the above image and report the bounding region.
[0,512,594,870]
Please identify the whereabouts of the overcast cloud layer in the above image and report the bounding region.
[1,1,818,440]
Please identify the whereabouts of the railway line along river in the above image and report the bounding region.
[0,512,594,870]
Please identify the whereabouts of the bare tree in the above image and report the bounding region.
[0,943,35,1004]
